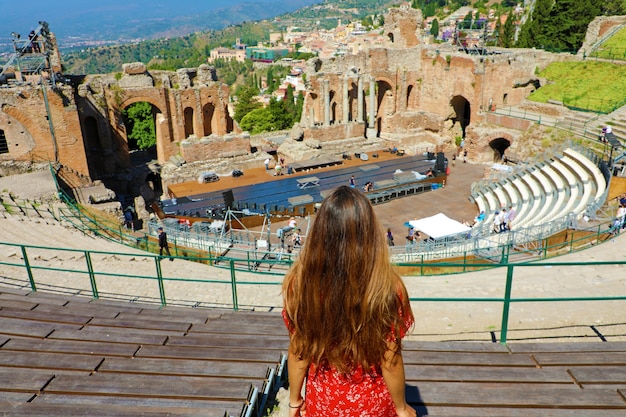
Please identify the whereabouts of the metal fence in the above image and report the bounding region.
[1,229,624,344]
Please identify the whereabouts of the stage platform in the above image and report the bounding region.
[290,155,343,172]
[163,152,440,218]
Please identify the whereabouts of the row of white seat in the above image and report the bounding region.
[471,148,606,232]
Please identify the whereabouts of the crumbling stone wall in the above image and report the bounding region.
[0,84,90,177]
[578,15,626,57]
[179,133,251,162]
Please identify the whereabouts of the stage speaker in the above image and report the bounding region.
[436,152,446,172]
[222,190,234,209]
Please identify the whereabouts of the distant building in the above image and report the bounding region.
[208,47,246,63]
[246,47,290,63]
[208,38,246,63]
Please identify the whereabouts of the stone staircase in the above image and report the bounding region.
[495,101,626,149]
[558,104,626,144]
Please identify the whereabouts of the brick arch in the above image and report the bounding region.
[1,105,48,159]
[484,132,514,162]
[119,96,164,115]
[483,132,514,144]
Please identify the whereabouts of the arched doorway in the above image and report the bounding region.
[121,101,158,165]
[376,80,393,136]
[202,103,215,136]
[184,107,194,138]
[82,116,106,178]
[489,137,511,162]
[450,95,471,137]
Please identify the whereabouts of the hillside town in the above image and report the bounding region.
[210,3,524,104]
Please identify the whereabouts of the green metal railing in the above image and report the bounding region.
[1,221,625,344]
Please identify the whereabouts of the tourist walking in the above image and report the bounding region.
[387,227,395,246]
[158,227,173,261]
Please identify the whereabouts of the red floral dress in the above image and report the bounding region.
[282,303,413,417]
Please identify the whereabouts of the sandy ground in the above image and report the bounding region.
[0,165,624,343]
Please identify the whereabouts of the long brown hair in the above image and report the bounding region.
[282,186,413,374]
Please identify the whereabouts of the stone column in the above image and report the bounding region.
[357,76,364,123]
[367,76,377,138]
[399,70,407,113]
[342,76,349,124]
[368,76,376,127]
[323,79,330,126]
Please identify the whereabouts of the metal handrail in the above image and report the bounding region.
[1,223,624,344]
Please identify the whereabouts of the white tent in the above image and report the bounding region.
[408,213,471,240]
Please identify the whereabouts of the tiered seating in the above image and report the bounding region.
[559,155,596,215]
[470,148,607,233]
[563,148,607,200]
[0,287,288,417]
[403,340,626,416]
[550,159,581,217]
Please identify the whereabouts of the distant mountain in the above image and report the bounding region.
[1,0,319,53]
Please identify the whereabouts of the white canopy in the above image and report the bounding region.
[408,213,471,240]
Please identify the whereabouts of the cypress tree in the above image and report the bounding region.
[501,10,515,48]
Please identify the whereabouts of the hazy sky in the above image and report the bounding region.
[2,0,315,41]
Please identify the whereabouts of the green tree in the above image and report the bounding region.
[234,85,261,123]
[284,85,296,120]
[295,91,304,123]
[122,102,156,150]
[268,96,293,130]
[430,19,439,38]
[517,0,602,52]
[603,0,626,15]
[501,10,515,48]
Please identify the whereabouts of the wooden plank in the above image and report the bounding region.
[117,310,211,324]
[98,356,271,378]
[136,344,282,363]
[0,316,81,338]
[0,368,54,392]
[0,351,103,372]
[0,307,93,325]
[0,299,39,310]
[48,328,169,345]
[190,321,288,336]
[0,393,37,403]
[0,287,31,296]
[86,316,192,332]
[218,311,284,323]
[33,394,243,412]
[508,342,626,353]
[86,298,160,311]
[403,341,509,353]
[533,352,626,366]
[166,334,289,350]
[408,381,626,408]
[31,303,121,319]
[24,292,83,305]
[402,351,536,367]
[569,366,626,384]
[0,401,230,417]
[417,406,626,416]
[3,338,140,357]
[44,373,255,401]
[404,364,573,384]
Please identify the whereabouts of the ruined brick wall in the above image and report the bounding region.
[179,134,251,162]
[0,84,90,177]
[302,42,569,138]
[303,122,366,143]
[383,3,423,49]
[578,15,626,56]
